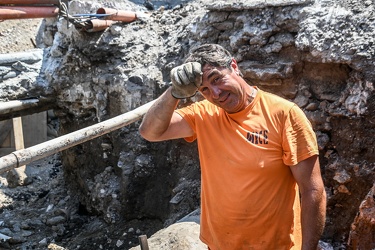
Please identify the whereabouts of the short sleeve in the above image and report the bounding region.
[282,105,319,166]
[175,106,197,142]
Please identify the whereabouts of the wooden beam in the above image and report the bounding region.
[138,235,149,250]
[12,117,24,151]
[7,117,28,187]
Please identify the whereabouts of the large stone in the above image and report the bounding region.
[347,184,375,249]
[130,222,207,250]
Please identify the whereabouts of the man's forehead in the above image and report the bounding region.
[202,63,217,72]
[202,64,226,75]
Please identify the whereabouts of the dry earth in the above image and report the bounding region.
[0,19,41,54]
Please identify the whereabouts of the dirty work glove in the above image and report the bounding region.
[170,62,202,99]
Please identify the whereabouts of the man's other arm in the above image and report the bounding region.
[290,155,327,250]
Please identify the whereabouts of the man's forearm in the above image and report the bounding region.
[301,189,327,250]
[139,87,179,141]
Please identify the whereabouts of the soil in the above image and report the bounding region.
[0,153,159,249]
[0,19,41,54]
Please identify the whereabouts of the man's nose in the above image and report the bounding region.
[211,86,221,99]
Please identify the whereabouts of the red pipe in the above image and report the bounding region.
[0,6,59,20]
[0,0,60,5]
[79,19,115,33]
[96,7,137,22]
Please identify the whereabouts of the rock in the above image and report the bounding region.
[45,216,66,226]
[48,243,67,250]
[0,232,11,241]
[8,234,26,244]
[347,183,375,249]
[6,166,32,188]
[130,222,207,250]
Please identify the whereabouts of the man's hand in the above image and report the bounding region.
[170,62,202,99]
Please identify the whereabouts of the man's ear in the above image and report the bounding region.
[230,58,240,75]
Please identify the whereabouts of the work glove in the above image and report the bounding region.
[170,62,202,99]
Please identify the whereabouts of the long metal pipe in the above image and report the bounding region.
[96,7,137,22]
[0,0,60,4]
[0,49,43,65]
[0,6,59,20]
[0,100,156,174]
[76,19,116,33]
[0,98,56,121]
[0,99,39,115]
[88,19,115,32]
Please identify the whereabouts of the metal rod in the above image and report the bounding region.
[96,7,137,22]
[77,19,116,32]
[0,100,156,174]
[0,6,59,20]
[87,19,115,32]
[0,0,60,4]
[0,49,43,65]
[0,99,39,115]
[0,98,56,121]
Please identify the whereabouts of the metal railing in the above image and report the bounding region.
[0,100,156,174]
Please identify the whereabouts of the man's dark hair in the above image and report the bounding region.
[184,44,233,69]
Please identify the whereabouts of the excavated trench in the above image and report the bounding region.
[0,0,374,249]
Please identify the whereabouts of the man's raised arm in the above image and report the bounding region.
[139,62,202,142]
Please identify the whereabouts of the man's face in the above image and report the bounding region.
[198,60,251,114]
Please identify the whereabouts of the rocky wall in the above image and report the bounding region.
[2,0,374,249]
[187,0,375,248]
[0,49,44,101]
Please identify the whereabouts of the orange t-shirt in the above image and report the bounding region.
[175,89,319,250]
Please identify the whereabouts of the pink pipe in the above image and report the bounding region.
[0,0,60,4]
[81,19,116,32]
[0,6,59,20]
[96,7,137,22]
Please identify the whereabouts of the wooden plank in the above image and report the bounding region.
[12,117,24,151]
[138,235,149,250]
[8,117,27,187]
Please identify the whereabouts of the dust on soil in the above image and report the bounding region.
[0,19,41,54]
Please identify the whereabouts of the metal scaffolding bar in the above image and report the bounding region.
[0,99,39,114]
[0,0,60,4]
[0,100,156,174]
[0,6,59,20]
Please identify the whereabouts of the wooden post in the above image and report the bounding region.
[138,235,149,250]
[7,117,28,187]
[12,117,25,151]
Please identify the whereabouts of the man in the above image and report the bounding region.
[139,44,326,250]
